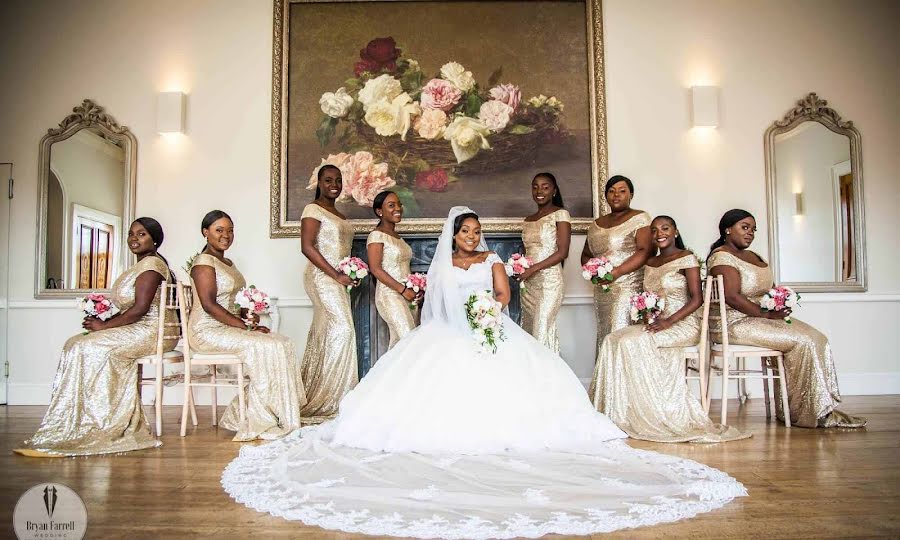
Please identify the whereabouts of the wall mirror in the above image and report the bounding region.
[35,99,137,298]
[764,92,866,292]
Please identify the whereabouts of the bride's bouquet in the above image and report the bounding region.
[402,272,427,309]
[337,256,369,292]
[760,285,800,324]
[235,286,272,328]
[465,290,506,354]
[582,257,614,292]
[629,291,665,324]
[77,293,119,333]
[504,253,534,292]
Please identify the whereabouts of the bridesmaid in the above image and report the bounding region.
[190,210,306,440]
[708,209,866,428]
[367,191,420,351]
[300,164,358,423]
[583,175,652,347]
[518,172,571,353]
[16,217,176,456]
[592,215,748,442]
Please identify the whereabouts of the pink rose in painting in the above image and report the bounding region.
[414,109,448,140]
[489,83,521,113]
[415,168,449,192]
[478,100,514,131]
[307,151,395,206]
[420,79,463,112]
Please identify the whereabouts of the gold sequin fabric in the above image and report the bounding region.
[591,254,749,443]
[708,250,866,428]
[520,209,570,353]
[189,254,306,441]
[367,231,417,351]
[19,256,174,456]
[586,212,652,345]
[301,204,358,424]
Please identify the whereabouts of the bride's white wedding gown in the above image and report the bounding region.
[222,248,747,539]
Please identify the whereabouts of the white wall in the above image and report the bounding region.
[1,0,898,405]
[774,123,849,282]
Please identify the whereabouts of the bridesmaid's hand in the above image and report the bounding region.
[401,288,417,302]
[766,308,792,320]
[252,325,271,334]
[335,274,355,288]
[82,317,106,332]
[646,317,672,333]
[515,267,537,283]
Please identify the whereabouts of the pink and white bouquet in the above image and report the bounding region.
[504,253,534,292]
[235,286,272,328]
[760,285,801,324]
[77,293,119,333]
[465,290,506,354]
[403,272,427,309]
[582,257,615,292]
[629,291,665,324]
[337,256,369,292]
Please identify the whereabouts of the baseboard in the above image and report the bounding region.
[10,372,899,406]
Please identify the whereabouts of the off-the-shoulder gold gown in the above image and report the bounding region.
[586,211,651,344]
[301,203,358,423]
[708,250,866,428]
[189,254,306,441]
[17,256,175,456]
[591,253,749,442]
[367,230,417,351]
[520,208,570,353]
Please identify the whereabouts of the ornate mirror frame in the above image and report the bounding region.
[34,99,138,299]
[764,92,867,293]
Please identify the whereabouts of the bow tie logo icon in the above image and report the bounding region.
[43,485,58,519]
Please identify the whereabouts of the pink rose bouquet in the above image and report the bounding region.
[337,256,369,292]
[760,285,800,324]
[235,286,272,328]
[582,257,615,292]
[504,253,534,292]
[402,272,427,309]
[77,293,119,333]
[629,291,665,324]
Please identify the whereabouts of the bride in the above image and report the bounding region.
[223,207,747,538]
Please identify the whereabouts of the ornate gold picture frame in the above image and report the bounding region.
[270,0,608,236]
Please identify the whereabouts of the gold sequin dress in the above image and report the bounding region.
[17,256,175,456]
[586,212,651,344]
[301,203,358,423]
[520,208,570,353]
[189,254,306,441]
[708,250,866,428]
[367,230,417,350]
[591,253,749,442]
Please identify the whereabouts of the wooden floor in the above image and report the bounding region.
[2,396,898,539]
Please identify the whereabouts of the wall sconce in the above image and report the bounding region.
[691,86,719,128]
[157,92,186,134]
[794,192,804,216]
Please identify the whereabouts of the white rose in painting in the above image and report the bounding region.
[440,61,476,92]
[444,117,491,163]
[478,100,514,132]
[365,93,421,140]
[319,87,354,118]
[357,74,403,111]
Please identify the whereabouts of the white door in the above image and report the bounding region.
[0,164,11,404]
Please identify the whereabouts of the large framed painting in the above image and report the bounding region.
[270,0,608,235]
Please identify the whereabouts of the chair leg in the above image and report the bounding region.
[188,387,198,426]
[237,363,246,423]
[155,364,164,437]
[180,370,191,437]
[761,358,771,420]
[720,355,730,425]
[704,357,714,414]
[738,357,749,403]
[211,366,218,426]
[776,356,791,427]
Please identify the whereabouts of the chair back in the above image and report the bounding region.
[152,282,183,359]
[706,274,731,354]
[176,282,195,365]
